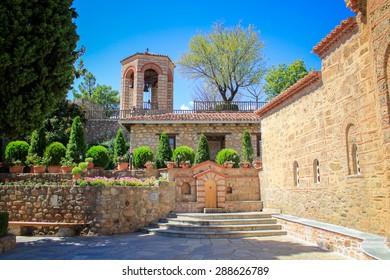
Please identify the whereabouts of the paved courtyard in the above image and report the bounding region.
[0,233,351,260]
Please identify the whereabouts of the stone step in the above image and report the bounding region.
[176,212,273,220]
[204,208,226,213]
[155,223,282,232]
[148,229,287,239]
[166,217,277,226]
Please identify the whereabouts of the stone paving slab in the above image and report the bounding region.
[0,232,351,260]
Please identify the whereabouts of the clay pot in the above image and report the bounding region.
[117,162,129,171]
[47,165,61,173]
[32,166,46,173]
[9,166,24,173]
[61,166,73,173]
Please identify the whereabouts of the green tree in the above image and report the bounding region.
[241,130,253,162]
[178,22,266,102]
[155,132,173,169]
[28,128,46,157]
[66,116,86,163]
[73,71,97,99]
[263,59,311,101]
[0,0,80,138]
[114,129,127,161]
[195,134,210,164]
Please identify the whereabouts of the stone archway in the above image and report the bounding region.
[204,178,217,208]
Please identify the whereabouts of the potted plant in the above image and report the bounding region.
[85,157,94,170]
[60,157,75,173]
[9,160,24,173]
[144,161,156,170]
[239,161,252,168]
[180,160,191,169]
[5,141,29,173]
[164,161,176,169]
[86,145,110,170]
[253,160,262,170]
[116,154,129,171]
[224,160,235,168]
[78,162,88,172]
[45,142,66,173]
[26,154,47,173]
[71,166,83,180]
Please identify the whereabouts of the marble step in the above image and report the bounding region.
[148,229,287,239]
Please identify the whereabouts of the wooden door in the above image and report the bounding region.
[205,179,217,208]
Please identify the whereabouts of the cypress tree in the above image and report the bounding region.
[28,128,46,157]
[114,128,127,161]
[66,116,86,163]
[241,130,253,162]
[195,134,210,164]
[155,132,172,168]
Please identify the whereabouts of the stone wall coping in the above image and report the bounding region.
[273,214,390,260]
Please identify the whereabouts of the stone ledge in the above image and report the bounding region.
[273,214,390,260]
[0,234,16,254]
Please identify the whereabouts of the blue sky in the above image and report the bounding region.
[70,0,355,109]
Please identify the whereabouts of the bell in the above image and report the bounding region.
[143,83,149,92]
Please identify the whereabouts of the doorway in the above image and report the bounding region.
[205,179,217,208]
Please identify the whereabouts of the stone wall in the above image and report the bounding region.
[258,1,390,240]
[84,119,130,145]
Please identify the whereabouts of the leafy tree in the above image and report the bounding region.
[0,0,80,138]
[241,130,254,162]
[66,116,86,163]
[28,128,46,157]
[178,22,266,102]
[114,129,127,162]
[44,99,86,146]
[263,59,311,101]
[155,132,173,169]
[195,134,210,164]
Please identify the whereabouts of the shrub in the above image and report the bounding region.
[214,103,239,111]
[215,148,240,167]
[66,116,86,163]
[44,142,66,165]
[28,128,46,157]
[78,162,88,171]
[5,141,30,164]
[155,132,173,168]
[86,145,110,168]
[133,146,154,169]
[195,134,210,164]
[173,146,195,164]
[0,212,9,237]
[241,130,254,162]
[71,166,82,175]
[114,129,127,162]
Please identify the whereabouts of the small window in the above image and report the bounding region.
[293,161,299,187]
[181,182,191,195]
[313,159,320,184]
[168,135,176,150]
[226,187,232,194]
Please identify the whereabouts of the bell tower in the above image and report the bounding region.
[120,51,175,112]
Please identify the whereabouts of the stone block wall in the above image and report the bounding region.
[84,119,130,145]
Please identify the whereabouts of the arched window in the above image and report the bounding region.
[226,186,232,194]
[313,159,320,184]
[293,161,299,187]
[181,182,191,195]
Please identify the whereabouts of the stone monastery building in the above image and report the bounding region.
[117,0,389,241]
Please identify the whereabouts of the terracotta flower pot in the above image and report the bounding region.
[166,163,175,169]
[32,166,46,173]
[117,162,129,171]
[61,166,73,173]
[47,165,61,173]
[87,162,94,170]
[9,166,24,173]
[73,173,81,180]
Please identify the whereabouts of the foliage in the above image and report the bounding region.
[5,141,30,164]
[99,137,129,170]
[195,134,210,164]
[86,145,110,168]
[71,166,82,175]
[178,21,265,101]
[0,212,9,237]
[0,0,80,138]
[214,103,239,111]
[26,153,50,166]
[155,132,173,169]
[78,162,88,171]
[85,157,93,163]
[116,154,129,163]
[173,146,195,164]
[73,72,97,99]
[114,129,127,162]
[60,156,75,166]
[263,59,311,101]
[133,146,154,169]
[66,116,86,163]
[77,176,161,187]
[241,130,254,162]
[28,128,46,157]
[44,99,86,146]
[44,142,66,165]
[215,148,240,167]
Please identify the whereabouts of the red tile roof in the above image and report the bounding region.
[120,112,260,124]
[255,71,322,118]
[120,52,174,64]
[312,17,358,58]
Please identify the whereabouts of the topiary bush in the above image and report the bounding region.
[28,128,46,157]
[173,146,195,164]
[0,212,9,237]
[241,130,254,162]
[155,132,173,168]
[66,116,86,163]
[195,133,210,164]
[44,142,67,165]
[5,141,30,164]
[114,128,127,162]
[133,146,154,169]
[215,148,240,167]
[86,145,110,168]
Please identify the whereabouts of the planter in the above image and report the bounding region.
[31,166,46,173]
[73,173,81,180]
[9,166,24,173]
[240,162,251,168]
[61,166,73,173]
[166,163,175,169]
[47,165,61,173]
[224,162,234,168]
[87,162,94,170]
[145,165,154,170]
[117,162,129,171]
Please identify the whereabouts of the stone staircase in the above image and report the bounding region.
[142,212,287,238]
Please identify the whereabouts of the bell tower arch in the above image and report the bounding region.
[120,51,175,112]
